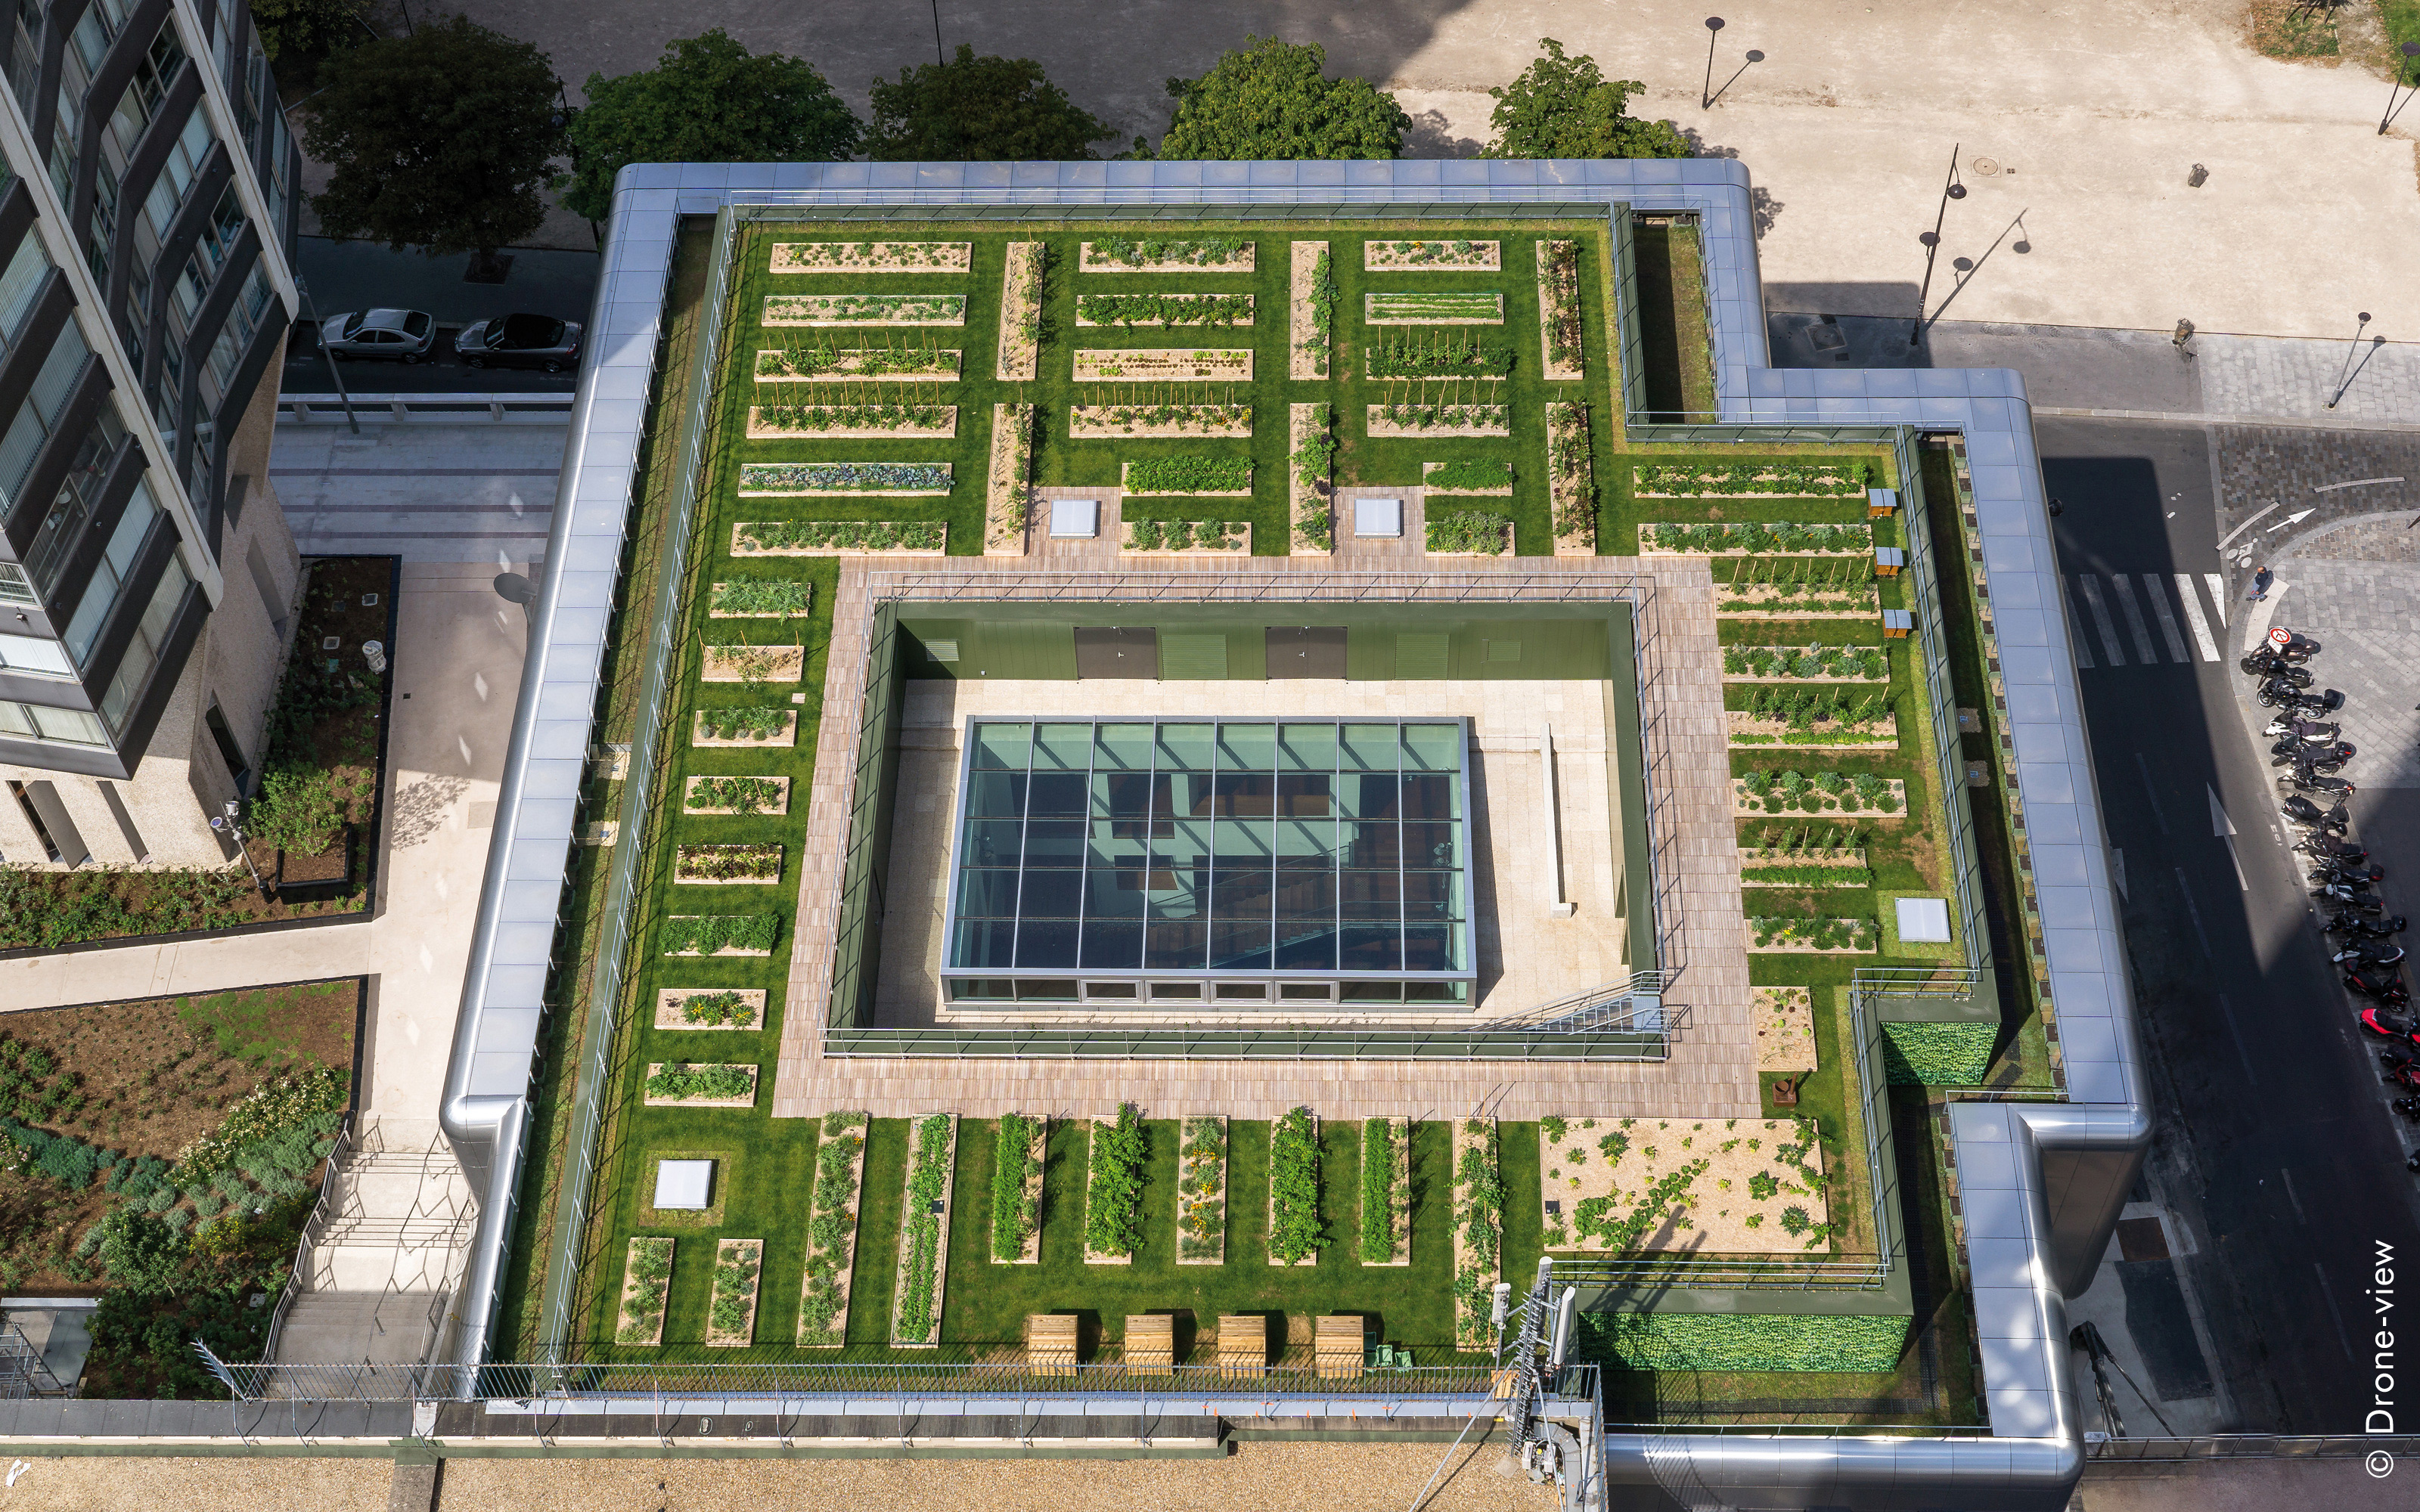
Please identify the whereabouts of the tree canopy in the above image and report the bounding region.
[867,44,1116,161]
[1483,39,1690,160]
[565,30,861,222]
[301,16,563,263]
[1156,36,1410,160]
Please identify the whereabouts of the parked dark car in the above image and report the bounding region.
[455,313,582,373]
[318,308,436,363]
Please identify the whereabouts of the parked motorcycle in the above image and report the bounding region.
[2244,653,2316,686]
[2297,835,2369,863]
[2265,716,2341,742]
[2260,681,2347,712]
[2283,795,2353,832]
[2274,739,2356,768]
[2361,1006,2418,1038]
[2282,767,2357,796]
[2310,860,2387,886]
[2328,913,2407,937]
[2345,968,2411,1004]
[2326,894,2390,917]
[2393,1095,2420,1120]
[2342,945,2411,971]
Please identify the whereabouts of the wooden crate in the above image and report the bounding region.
[1216,1314,1266,1377]
[1028,1312,1079,1377]
[1315,1315,1366,1379]
[1127,1313,1174,1373]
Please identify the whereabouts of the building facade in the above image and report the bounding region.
[0,0,299,868]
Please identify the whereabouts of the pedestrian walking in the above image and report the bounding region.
[2250,565,2273,603]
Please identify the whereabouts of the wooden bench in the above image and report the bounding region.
[1216,1314,1265,1377]
[1316,1315,1366,1379]
[1028,1312,1078,1377]
[1127,1313,1174,1373]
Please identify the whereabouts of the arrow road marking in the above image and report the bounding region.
[2140,575,2191,662]
[2173,574,2220,660]
[2264,508,2316,532]
[2209,785,2247,891]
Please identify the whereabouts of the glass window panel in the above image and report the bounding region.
[1094,722,1153,770]
[1403,823,1457,869]
[1273,869,1335,919]
[1210,816,1269,862]
[1208,919,1270,969]
[0,700,32,736]
[1177,771,1216,818]
[1340,981,1404,1002]
[1093,770,1156,822]
[1016,980,1079,1002]
[1403,925,1460,972]
[1340,869,1401,921]
[972,721,1028,769]
[1209,869,1270,920]
[0,632,71,677]
[0,235,45,345]
[1148,869,1204,919]
[963,818,1022,867]
[1144,919,1205,970]
[1015,869,1082,919]
[1216,721,1274,772]
[1086,829,1143,869]
[1078,923,1143,970]
[1348,820,1400,868]
[1025,771,1087,815]
[1403,869,1463,921]
[1020,817,1085,866]
[1339,925,1403,972]
[1399,773,1459,821]
[1274,773,1331,816]
[28,702,104,746]
[1083,869,1145,919]
[1156,722,1214,770]
[955,869,1021,919]
[1401,721,1460,771]
[1033,721,1092,770]
[1341,773,1398,820]
[1272,923,1336,971]
[1341,722,1398,771]
[963,770,1025,818]
[1272,817,1333,868]
[1278,720,1335,772]
[1013,921,1079,968]
[1404,981,1467,1002]
[1211,771,1275,816]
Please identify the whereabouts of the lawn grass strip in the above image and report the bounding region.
[1359,1116,1411,1267]
[1068,404,1252,438]
[1754,987,1820,1074]
[771,241,971,272]
[985,403,1035,555]
[1267,1108,1320,1268]
[729,521,946,557]
[764,293,966,327]
[1289,403,1333,554]
[1078,238,1255,272]
[1451,1117,1502,1350]
[797,1111,868,1346]
[743,405,957,439]
[1546,401,1597,556]
[1535,240,1584,382]
[991,1113,1046,1266]
[614,1237,674,1346]
[1365,406,1510,438]
[996,241,1044,380]
[1540,1116,1831,1253]
[681,775,791,815]
[1072,349,1253,382]
[889,1111,957,1347]
[704,1238,763,1346]
[690,711,797,748]
[753,347,960,383]
[1175,1114,1227,1266]
[1365,239,1501,271]
[659,915,778,956]
[700,646,804,683]
[652,988,765,1030]
[1289,241,1330,380]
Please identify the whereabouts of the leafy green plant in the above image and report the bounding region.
[1155,36,1413,160]
[1087,235,1251,267]
[1373,401,1509,431]
[895,1114,952,1343]
[1634,459,1873,497]
[1084,1103,1147,1258]
[799,1113,866,1343]
[1126,517,1247,551]
[1303,248,1336,374]
[245,767,344,857]
[1367,238,1494,266]
[1177,1116,1226,1261]
[1367,330,1514,378]
[734,519,946,552]
[617,1237,675,1343]
[1879,1021,1996,1086]
[1268,1107,1321,1263]
[752,401,951,432]
[764,293,967,324]
[659,915,780,955]
[710,578,814,616]
[1075,292,1253,327]
[707,1241,762,1338]
[1452,1120,1503,1339]
[172,1067,349,1185]
[1425,457,1512,491]
[644,1062,755,1101]
[675,844,783,881]
[677,990,757,1027]
[738,461,952,492]
[1571,1159,1708,1250]
[990,1112,1041,1262]
[1426,511,1510,554]
[1482,39,1690,160]
[755,341,956,380]
[1584,1312,1909,1371]
[686,777,785,815]
[1537,238,1584,370]
[1359,1117,1396,1263]
[1125,454,1253,493]
[693,706,792,742]
[1366,290,1503,322]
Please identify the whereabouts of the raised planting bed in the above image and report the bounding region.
[1733,771,1907,816]
[1366,238,1501,271]
[1176,1114,1227,1266]
[1539,1115,1834,1253]
[1075,292,1253,328]
[1068,402,1251,438]
[755,344,960,382]
[1367,330,1514,380]
[1729,686,1897,744]
[764,293,966,327]
[1754,987,1820,1073]
[1084,1102,1146,1265]
[653,987,764,1030]
[1747,916,1879,953]
[1365,290,1503,325]
[985,402,1035,556]
[1634,460,1876,498]
[1425,459,1512,494]
[682,775,790,816]
[691,708,797,747]
[709,580,814,619]
[1291,241,1333,380]
[1536,240,1584,381]
[1289,404,1335,554]
[731,519,946,556]
[771,241,970,272]
[1452,1118,1503,1349]
[705,1238,764,1346]
[1122,518,1249,553]
[990,1112,1046,1265]
[616,1237,674,1346]
[1722,643,1889,683]
[1426,512,1513,557]
[1643,521,1875,556]
[1740,854,1873,889]
[1360,1116,1411,1267]
[1081,236,1255,272]
[1268,1107,1321,1268]
[996,241,1044,380]
[891,1112,958,1347]
[1716,584,1883,617]
[673,843,783,885]
[737,461,951,496]
[1074,348,1252,383]
[659,915,779,957]
[1366,403,1509,437]
[745,403,955,439]
[700,645,804,683]
[797,1111,868,1346]
[1122,456,1252,496]
[1546,401,1596,556]
[1728,710,1901,749]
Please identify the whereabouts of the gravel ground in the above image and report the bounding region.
[0,1456,392,1510]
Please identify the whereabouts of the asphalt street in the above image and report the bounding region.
[279,324,579,398]
[2040,417,2420,1433]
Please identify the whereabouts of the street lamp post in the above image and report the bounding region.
[2325,312,2373,410]
[931,0,945,67]
[212,802,269,899]
[1909,144,1967,347]
[294,277,360,435]
[1701,17,1725,110]
[2381,42,2420,135]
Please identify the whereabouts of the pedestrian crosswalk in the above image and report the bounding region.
[2063,573,2233,670]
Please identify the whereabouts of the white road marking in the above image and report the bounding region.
[2077,576,2127,667]
[2139,575,2191,662]
[2171,574,2220,662]
[2109,574,2160,662]
[2202,573,2227,626]
[2064,583,2096,670]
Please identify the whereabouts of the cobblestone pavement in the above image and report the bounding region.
[2197,334,2420,429]
[2258,559,2420,789]
[2210,426,2420,575]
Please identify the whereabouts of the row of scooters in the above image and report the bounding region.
[2248,633,2420,1114]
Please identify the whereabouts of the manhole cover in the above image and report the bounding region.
[1972,156,2001,176]
[1808,324,1848,351]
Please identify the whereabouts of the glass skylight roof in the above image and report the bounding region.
[942,719,1472,992]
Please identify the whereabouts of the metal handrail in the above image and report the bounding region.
[259,1114,353,1362]
[278,393,573,423]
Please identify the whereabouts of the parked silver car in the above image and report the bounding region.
[454,312,582,373]
[318,308,436,363]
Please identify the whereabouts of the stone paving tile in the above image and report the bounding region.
[2199,336,2420,429]
[2261,558,2420,789]
[2214,426,2420,573]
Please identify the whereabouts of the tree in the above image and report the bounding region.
[867,44,1115,161]
[1156,36,1411,160]
[95,1209,188,1294]
[302,16,563,273]
[565,30,861,222]
[1483,39,1690,160]
[245,0,370,67]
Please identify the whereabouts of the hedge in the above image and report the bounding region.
[1582,1311,1910,1371]
[1879,1021,1997,1086]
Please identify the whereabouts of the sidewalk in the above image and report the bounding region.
[293,234,597,330]
[268,421,567,564]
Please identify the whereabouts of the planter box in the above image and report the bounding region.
[682,775,790,816]
[1366,239,1500,271]
[1366,407,1509,438]
[700,646,803,683]
[744,406,956,440]
[754,350,960,383]
[704,1238,763,1347]
[1073,349,1253,383]
[1289,404,1333,555]
[731,523,945,557]
[692,711,797,748]
[1290,241,1330,380]
[1075,293,1255,327]
[653,988,766,1031]
[615,1238,673,1346]
[890,1112,959,1347]
[1545,401,1596,556]
[1731,776,1908,817]
[1120,461,1251,497]
[1267,1110,1320,1269]
[992,1114,1047,1266]
[798,1112,869,1346]
[1084,1114,1143,1266]
[1754,987,1820,1074]
[1361,1116,1411,1268]
[771,241,970,273]
[1121,521,1250,555]
[1079,240,1256,274]
[273,826,357,903]
[985,404,1035,556]
[1535,240,1584,382]
[1175,1115,1227,1266]
[763,293,966,327]
[1452,1119,1500,1349]
[1426,519,1514,559]
[1727,711,1901,749]
[1069,405,1251,439]
[1746,919,1879,954]
[996,242,1043,380]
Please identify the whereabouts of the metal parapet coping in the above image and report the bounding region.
[438,160,2144,1510]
